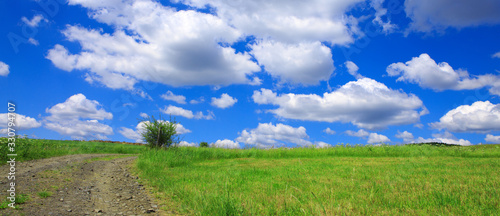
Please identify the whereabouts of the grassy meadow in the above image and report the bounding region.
[1,137,498,215]
[135,145,500,215]
[0,137,146,162]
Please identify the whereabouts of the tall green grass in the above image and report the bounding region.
[0,137,146,162]
[136,145,500,215]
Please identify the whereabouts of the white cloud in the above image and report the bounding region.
[0,61,9,77]
[323,127,336,135]
[387,53,500,95]
[47,0,261,91]
[405,0,500,33]
[315,141,332,148]
[44,94,114,139]
[161,91,187,104]
[250,40,334,85]
[396,131,472,146]
[395,131,415,143]
[140,113,149,118]
[161,105,214,120]
[485,134,500,143]
[176,0,363,44]
[190,97,205,104]
[493,52,500,59]
[118,127,141,143]
[253,78,426,130]
[414,137,472,146]
[28,38,39,46]
[45,120,113,140]
[0,113,42,135]
[211,93,237,109]
[368,133,390,144]
[345,129,390,144]
[430,101,500,133]
[45,94,113,122]
[345,61,364,79]
[178,141,198,147]
[370,0,397,33]
[345,129,370,138]
[413,132,472,146]
[21,14,46,27]
[119,121,191,143]
[236,123,315,148]
[211,139,240,149]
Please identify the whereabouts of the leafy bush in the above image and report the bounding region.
[200,142,209,148]
[140,115,180,148]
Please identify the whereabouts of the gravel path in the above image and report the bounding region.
[0,154,165,216]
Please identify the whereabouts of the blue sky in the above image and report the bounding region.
[1,0,500,148]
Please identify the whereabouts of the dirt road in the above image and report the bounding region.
[0,154,165,216]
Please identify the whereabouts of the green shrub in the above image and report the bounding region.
[200,142,209,148]
[140,115,181,148]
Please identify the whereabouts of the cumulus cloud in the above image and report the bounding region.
[251,40,334,85]
[493,52,500,59]
[45,120,113,140]
[417,137,472,146]
[387,53,500,95]
[396,131,472,146]
[190,97,205,104]
[252,78,426,130]
[395,131,415,143]
[416,132,472,146]
[47,0,261,91]
[0,113,42,135]
[345,129,370,138]
[323,128,336,135]
[120,121,191,143]
[21,15,47,47]
[211,93,237,109]
[139,113,149,118]
[236,123,317,148]
[161,91,187,104]
[485,134,500,143]
[430,101,500,133]
[211,139,240,149]
[370,0,397,33]
[368,133,391,144]
[44,94,113,139]
[0,61,9,77]
[161,105,214,120]
[405,0,500,33]
[345,129,390,144]
[178,141,198,147]
[46,0,406,88]
[176,0,363,44]
[45,94,113,122]
[315,141,332,148]
[21,14,47,27]
[344,61,364,79]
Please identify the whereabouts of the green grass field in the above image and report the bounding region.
[1,138,498,215]
[0,137,146,162]
[135,145,500,215]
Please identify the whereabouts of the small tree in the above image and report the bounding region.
[140,115,180,148]
[200,142,209,148]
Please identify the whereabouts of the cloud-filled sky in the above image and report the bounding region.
[1,0,500,147]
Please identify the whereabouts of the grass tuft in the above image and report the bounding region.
[37,191,52,198]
